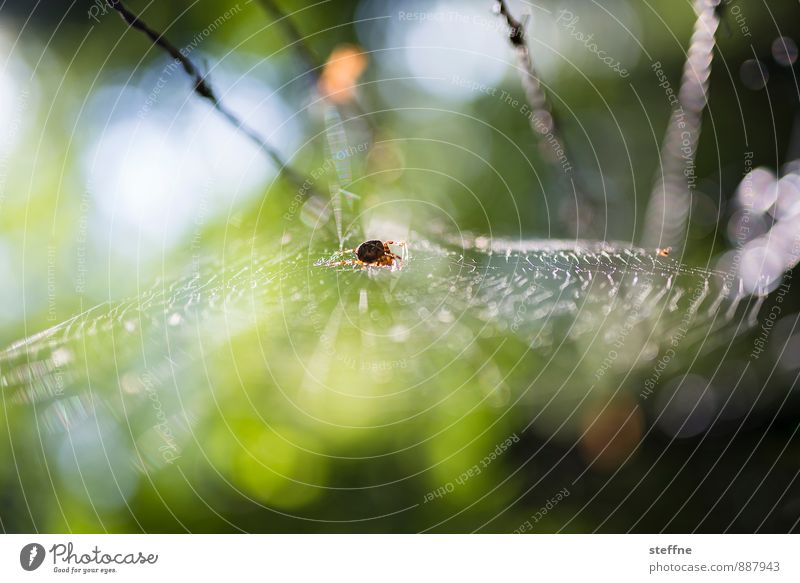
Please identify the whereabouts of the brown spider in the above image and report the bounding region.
[325,239,407,270]
[656,247,672,257]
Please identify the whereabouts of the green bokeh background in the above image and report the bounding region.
[1,0,799,533]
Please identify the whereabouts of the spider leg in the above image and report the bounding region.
[327,248,359,263]
[384,240,407,261]
[381,252,403,271]
[325,259,364,267]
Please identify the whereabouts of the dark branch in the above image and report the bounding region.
[494,0,597,236]
[495,1,564,159]
[108,0,313,196]
[109,0,216,101]
[495,0,526,47]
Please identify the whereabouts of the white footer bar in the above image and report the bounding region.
[0,534,795,582]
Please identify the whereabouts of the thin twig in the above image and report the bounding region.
[255,0,379,144]
[496,1,562,152]
[108,0,312,195]
[641,0,720,249]
[495,0,528,50]
[255,0,319,77]
[495,0,595,236]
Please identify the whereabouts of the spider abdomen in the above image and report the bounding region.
[356,240,386,263]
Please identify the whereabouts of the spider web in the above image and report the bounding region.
[0,232,764,523]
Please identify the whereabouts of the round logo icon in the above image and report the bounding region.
[20,543,46,571]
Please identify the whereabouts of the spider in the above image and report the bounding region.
[325,239,407,270]
[656,247,672,257]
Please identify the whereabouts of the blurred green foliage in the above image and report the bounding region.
[1,0,799,533]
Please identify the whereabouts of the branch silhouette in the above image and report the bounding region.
[108,0,314,197]
[495,0,597,237]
